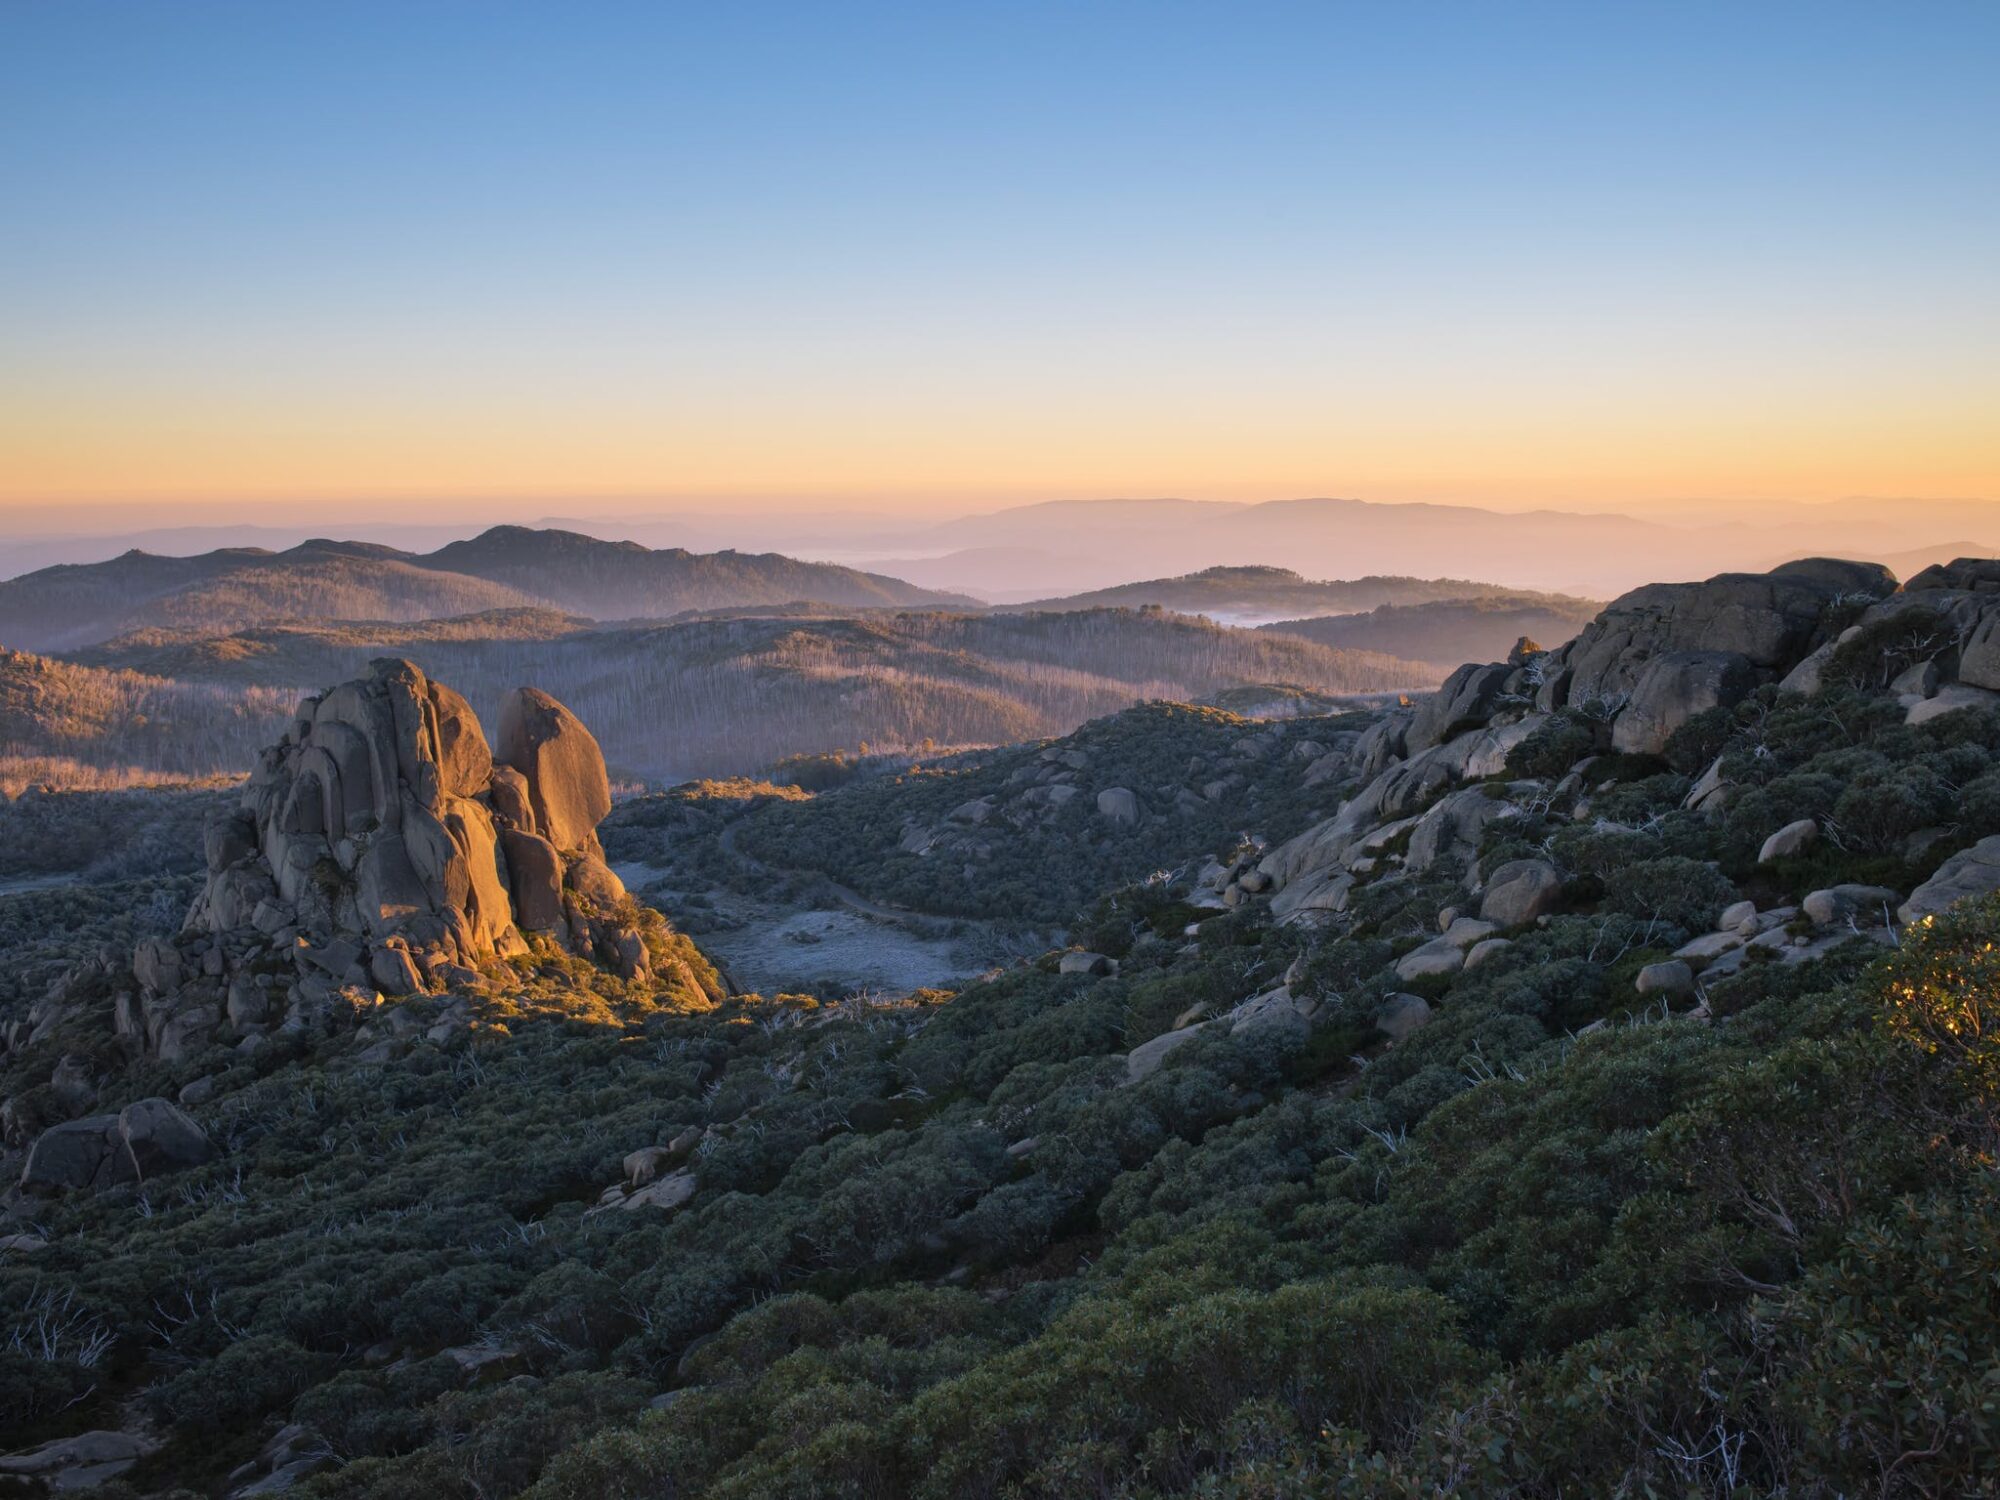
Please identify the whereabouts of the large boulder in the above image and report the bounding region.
[1906,683,2000,725]
[1900,836,2000,924]
[1758,818,1819,864]
[1406,789,1514,875]
[1408,663,1516,753]
[1126,1024,1202,1083]
[1096,787,1142,826]
[1479,859,1563,926]
[19,1116,131,1193]
[117,1097,213,1181]
[1902,558,2000,594]
[1539,562,1889,712]
[498,687,614,855]
[125,662,654,1064]
[1610,650,1757,755]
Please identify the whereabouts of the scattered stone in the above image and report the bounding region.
[1634,960,1695,997]
[620,1169,698,1214]
[1058,951,1115,976]
[118,1097,214,1180]
[1682,756,1732,815]
[1229,986,1312,1040]
[1758,819,1819,864]
[624,1145,678,1187]
[497,686,613,854]
[1095,787,1142,825]
[1395,938,1466,981]
[1463,938,1513,970]
[1906,683,2000,726]
[19,1115,133,1193]
[1900,835,2000,924]
[1719,900,1758,932]
[443,1344,524,1380]
[1802,884,1900,927]
[1125,1024,1203,1083]
[1478,859,1564,927]
[0,1430,159,1490]
[1375,992,1433,1042]
[1611,651,1757,756]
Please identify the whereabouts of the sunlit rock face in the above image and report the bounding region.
[130,660,647,1062]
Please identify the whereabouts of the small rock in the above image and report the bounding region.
[178,1076,218,1108]
[1058,951,1115,977]
[1719,900,1758,932]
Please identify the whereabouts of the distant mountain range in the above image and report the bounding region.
[845,496,2000,599]
[0,526,974,652]
[1011,564,1596,626]
[8,495,1993,604]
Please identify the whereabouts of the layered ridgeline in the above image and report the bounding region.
[9,559,2000,1495]
[0,526,975,653]
[65,609,1435,780]
[1259,592,1601,671]
[1009,563,1595,626]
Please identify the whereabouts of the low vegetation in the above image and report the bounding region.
[0,647,292,787]
[706,701,1366,922]
[5,638,1999,1498]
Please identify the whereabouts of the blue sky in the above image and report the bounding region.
[2,1,1996,513]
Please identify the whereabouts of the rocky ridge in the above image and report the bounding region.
[1207,557,2000,977]
[3,660,720,1207]
[124,660,661,1068]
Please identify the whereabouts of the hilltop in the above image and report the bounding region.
[1261,593,1601,668]
[1011,564,1592,625]
[0,527,974,652]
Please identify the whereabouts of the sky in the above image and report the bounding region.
[2,1,1997,524]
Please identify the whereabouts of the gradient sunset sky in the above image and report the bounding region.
[2,1,1996,518]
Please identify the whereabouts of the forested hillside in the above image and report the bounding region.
[0,648,290,792]
[68,609,1436,780]
[1262,593,1600,667]
[707,701,1365,922]
[5,673,2000,1496]
[1015,564,1594,624]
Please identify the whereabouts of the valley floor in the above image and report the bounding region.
[613,856,1039,995]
